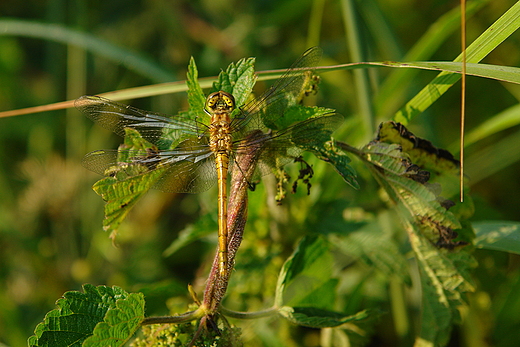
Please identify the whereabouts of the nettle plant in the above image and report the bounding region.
[28,6,520,346]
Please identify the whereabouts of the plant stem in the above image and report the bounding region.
[220,306,278,320]
[202,130,267,313]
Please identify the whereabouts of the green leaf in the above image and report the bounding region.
[406,219,476,346]
[394,1,520,124]
[91,128,167,236]
[270,105,332,131]
[376,121,460,175]
[83,293,145,347]
[278,306,370,329]
[363,141,462,242]
[93,170,164,236]
[361,126,476,345]
[186,57,206,121]
[309,140,359,190]
[275,235,336,309]
[28,284,144,347]
[376,121,475,222]
[212,57,257,109]
[474,221,520,254]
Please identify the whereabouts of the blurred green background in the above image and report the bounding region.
[1,0,520,346]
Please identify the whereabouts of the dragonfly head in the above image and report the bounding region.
[204,91,235,116]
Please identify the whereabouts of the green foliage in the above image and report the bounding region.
[91,128,167,236]
[275,236,372,330]
[2,1,520,346]
[186,57,206,121]
[28,285,144,347]
[275,235,337,309]
[210,57,257,108]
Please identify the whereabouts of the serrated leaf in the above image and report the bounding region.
[186,57,206,121]
[212,57,257,108]
[92,168,165,236]
[29,285,143,347]
[83,292,145,347]
[363,140,462,247]
[376,121,470,203]
[377,121,460,175]
[278,306,371,328]
[275,235,336,309]
[372,122,476,243]
[361,126,476,345]
[405,218,476,346]
[474,221,520,254]
[91,128,167,236]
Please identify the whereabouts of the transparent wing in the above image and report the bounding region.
[233,112,344,176]
[230,47,323,134]
[82,140,217,193]
[75,95,204,145]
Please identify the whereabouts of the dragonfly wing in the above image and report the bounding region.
[76,95,202,145]
[234,112,344,176]
[154,152,217,193]
[82,141,216,194]
[231,47,323,133]
[280,112,344,149]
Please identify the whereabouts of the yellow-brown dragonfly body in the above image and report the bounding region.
[206,91,235,275]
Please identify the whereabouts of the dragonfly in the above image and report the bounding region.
[76,47,343,278]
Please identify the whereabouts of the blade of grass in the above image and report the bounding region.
[307,0,326,48]
[376,0,488,119]
[394,0,520,124]
[357,0,403,60]
[4,60,520,119]
[340,0,375,141]
[0,18,174,83]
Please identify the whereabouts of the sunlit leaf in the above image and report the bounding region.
[28,285,144,347]
[474,221,520,254]
[91,128,167,237]
[186,57,206,121]
[212,56,257,108]
[83,292,144,347]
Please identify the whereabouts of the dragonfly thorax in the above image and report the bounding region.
[206,91,234,154]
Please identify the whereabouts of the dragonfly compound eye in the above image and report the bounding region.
[205,91,236,115]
